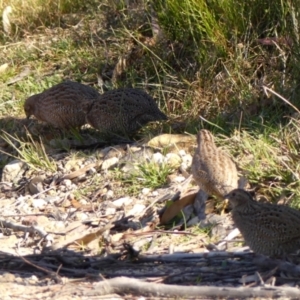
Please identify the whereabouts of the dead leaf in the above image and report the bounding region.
[147,134,196,152]
[58,162,97,181]
[160,191,197,224]
[70,198,82,209]
[66,222,113,248]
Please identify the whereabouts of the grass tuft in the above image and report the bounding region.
[0,130,57,172]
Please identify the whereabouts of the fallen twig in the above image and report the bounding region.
[87,276,300,298]
[0,219,53,244]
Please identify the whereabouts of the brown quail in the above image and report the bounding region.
[191,129,238,201]
[225,188,300,256]
[85,88,167,136]
[24,81,99,129]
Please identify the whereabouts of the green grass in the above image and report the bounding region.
[0,130,57,172]
[1,0,300,208]
[116,160,175,195]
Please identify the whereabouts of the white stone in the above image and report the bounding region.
[171,175,186,183]
[106,190,114,199]
[113,197,132,208]
[105,207,116,215]
[44,196,60,204]
[1,159,27,183]
[75,211,89,221]
[151,152,164,164]
[62,179,72,187]
[59,185,66,192]
[165,153,182,167]
[127,204,146,216]
[181,153,193,166]
[31,199,48,209]
[142,188,151,195]
[101,157,119,170]
[178,150,187,157]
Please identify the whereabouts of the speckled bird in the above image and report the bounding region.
[24,81,99,129]
[191,129,238,200]
[226,189,300,256]
[85,88,167,136]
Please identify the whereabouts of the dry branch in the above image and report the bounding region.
[0,219,53,244]
[85,277,300,298]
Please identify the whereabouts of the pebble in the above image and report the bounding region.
[105,207,117,215]
[75,211,89,221]
[101,157,119,170]
[164,153,182,167]
[113,197,132,208]
[142,188,151,195]
[181,153,193,169]
[152,191,159,197]
[31,199,48,209]
[178,149,187,157]
[127,203,146,216]
[1,159,27,183]
[173,175,186,183]
[105,190,114,199]
[62,179,72,187]
[44,196,60,204]
[152,152,164,164]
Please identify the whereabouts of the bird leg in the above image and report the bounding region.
[194,189,208,221]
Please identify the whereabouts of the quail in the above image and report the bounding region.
[24,81,99,129]
[225,188,300,256]
[85,88,167,136]
[191,129,239,201]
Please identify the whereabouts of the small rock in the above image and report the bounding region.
[181,153,193,169]
[120,147,154,173]
[16,195,31,206]
[44,196,60,204]
[105,207,117,215]
[31,199,48,209]
[62,179,72,187]
[152,152,164,164]
[152,190,159,197]
[101,157,119,170]
[165,153,182,168]
[178,150,187,157]
[167,174,185,183]
[58,185,67,192]
[1,159,27,183]
[127,204,146,216]
[2,272,15,282]
[53,221,66,230]
[105,190,114,199]
[142,188,151,195]
[113,197,132,208]
[74,211,89,221]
